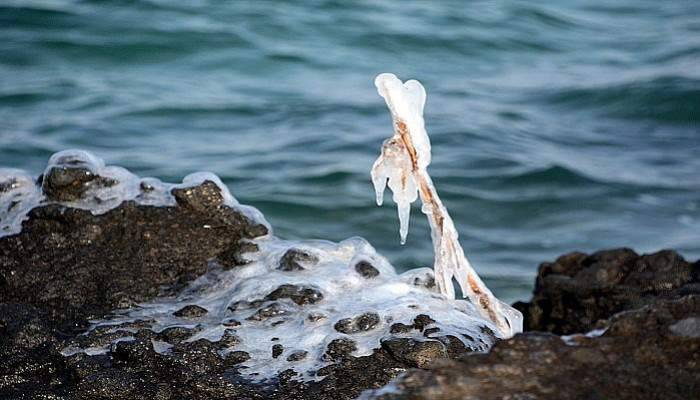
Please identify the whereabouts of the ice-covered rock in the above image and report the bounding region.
[0,149,267,238]
[63,236,500,382]
[1,150,501,383]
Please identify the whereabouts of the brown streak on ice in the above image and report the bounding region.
[394,117,500,331]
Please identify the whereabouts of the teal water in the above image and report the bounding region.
[1,1,699,303]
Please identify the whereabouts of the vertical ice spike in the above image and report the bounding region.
[370,73,523,338]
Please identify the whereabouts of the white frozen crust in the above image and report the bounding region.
[63,236,500,382]
[0,149,270,238]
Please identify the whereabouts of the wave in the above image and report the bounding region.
[498,165,596,186]
[543,76,700,123]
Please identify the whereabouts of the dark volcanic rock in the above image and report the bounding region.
[324,338,358,361]
[515,248,696,334]
[218,329,241,348]
[389,314,437,335]
[0,303,73,399]
[246,302,289,321]
[369,295,700,400]
[0,181,267,332]
[41,153,117,201]
[367,249,700,399]
[286,350,308,362]
[173,304,208,318]
[226,350,251,364]
[265,284,324,305]
[157,326,201,345]
[334,312,381,334]
[355,260,380,278]
[42,165,116,201]
[3,155,698,400]
[272,344,284,358]
[381,338,447,368]
[0,154,480,400]
[278,248,318,271]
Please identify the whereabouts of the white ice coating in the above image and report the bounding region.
[0,169,43,237]
[371,73,522,338]
[0,149,268,238]
[62,237,499,382]
[371,74,430,244]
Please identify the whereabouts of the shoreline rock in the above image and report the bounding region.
[514,248,698,334]
[0,191,267,334]
[0,154,487,399]
[367,249,700,399]
[1,154,698,399]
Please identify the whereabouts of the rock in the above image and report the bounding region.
[278,248,318,271]
[307,313,327,322]
[388,315,436,335]
[334,312,381,334]
[272,344,284,358]
[41,153,117,202]
[412,314,435,331]
[410,272,435,290]
[218,329,241,347]
[516,248,695,334]
[324,338,357,361]
[366,249,700,399]
[265,284,324,306]
[0,177,18,193]
[368,295,700,400]
[112,338,157,364]
[173,304,208,318]
[246,302,289,321]
[0,181,267,333]
[217,241,260,269]
[389,323,413,334]
[422,327,440,337]
[286,350,308,362]
[0,155,474,400]
[156,326,201,345]
[381,338,447,368]
[3,155,699,400]
[355,260,380,278]
[226,351,251,365]
[223,318,241,327]
[171,180,225,210]
[0,303,80,399]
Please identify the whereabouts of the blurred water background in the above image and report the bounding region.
[1,0,699,302]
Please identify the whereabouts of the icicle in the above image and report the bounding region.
[371,73,523,338]
[371,136,418,243]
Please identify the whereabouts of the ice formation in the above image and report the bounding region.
[0,169,42,238]
[0,149,266,238]
[61,238,500,382]
[371,73,522,337]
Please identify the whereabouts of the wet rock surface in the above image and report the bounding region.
[4,245,695,400]
[334,312,381,334]
[515,248,697,334]
[278,248,318,271]
[355,260,380,278]
[0,194,266,333]
[173,304,209,318]
[1,155,698,399]
[367,248,700,400]
[265,284,324,306]
[0,155,482,399]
